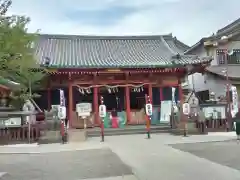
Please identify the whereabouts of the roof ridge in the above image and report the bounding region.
[39,33,174,40]
[160,36,176,54]
[217,18,240,34]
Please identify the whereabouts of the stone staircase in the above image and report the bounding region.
[86,124,171,137]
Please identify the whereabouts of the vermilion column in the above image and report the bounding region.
[125,86,131,123]
[148,84,153,103]
[68,83,73,128]
[93,86,99,126]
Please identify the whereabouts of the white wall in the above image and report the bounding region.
[187,45,208,91]
[187,37,240,93]
[204,74,227,97]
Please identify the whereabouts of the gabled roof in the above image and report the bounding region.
[185,18,240,55]
[35,34,210,69]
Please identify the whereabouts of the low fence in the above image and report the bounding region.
[195,119,228,132]
[0,123,45,144]
[170,115,230,133]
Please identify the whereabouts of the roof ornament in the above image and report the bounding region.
[171,53,181,64]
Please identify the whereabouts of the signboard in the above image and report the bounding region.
[145,103,153,116]
[58,106,66,119]
[99,104,106,118]
[76,103,92,117]
[4,117,21,127]
[182,103,190,115]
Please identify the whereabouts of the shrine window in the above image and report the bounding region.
[216,49,240,65]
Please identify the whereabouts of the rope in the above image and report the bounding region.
[76,83,151,89]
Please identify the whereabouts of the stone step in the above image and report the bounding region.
[87,125,171,137]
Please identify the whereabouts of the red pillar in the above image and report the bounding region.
[148,84,153,103]
[94,86,99,125]
[148,84,153,126]
[125,86,131,123]
[68,74,73,128]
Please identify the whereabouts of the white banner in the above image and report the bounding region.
[172,87,176,106]
[231,85,239,117]
[59,89,65,107]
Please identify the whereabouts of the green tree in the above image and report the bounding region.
[0,0,45,109]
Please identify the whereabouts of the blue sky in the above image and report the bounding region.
[8,0,240,46]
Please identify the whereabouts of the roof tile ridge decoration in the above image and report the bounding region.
[167,37,190,54]
[174,37,190,51]
[160,35,176,55]
[217,18,240,35]
[39,33,177,40]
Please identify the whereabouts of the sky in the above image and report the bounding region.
[8,0,240,46]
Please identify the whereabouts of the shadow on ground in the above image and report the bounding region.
[170,140,240,171]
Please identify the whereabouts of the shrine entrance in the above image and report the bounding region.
[99,86,126,128]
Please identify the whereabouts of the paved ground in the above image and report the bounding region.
[0,149,133,180]
[0,132,240,180]
[171,140,240,171]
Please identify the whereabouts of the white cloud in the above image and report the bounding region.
[7,0,240,45]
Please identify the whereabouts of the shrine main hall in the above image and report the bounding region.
[34,34,211,129]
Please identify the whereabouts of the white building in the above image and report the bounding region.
[185,18,240,102]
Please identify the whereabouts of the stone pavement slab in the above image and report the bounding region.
[171,140,240,171]
[0,141,107,154]
[0,172,7,178]
[0,133,239,180]
[0,149,133,180]
[0,132,236,154]
[100,133,240,180]
[81,175,137,180]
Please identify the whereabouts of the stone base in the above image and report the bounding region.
[68,129,87,142]
[39,131,61,144]
[171,121,200,135]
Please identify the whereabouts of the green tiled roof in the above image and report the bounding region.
[0,77,20,90]
[35,34,211,68]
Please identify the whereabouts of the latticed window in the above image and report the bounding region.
[216,49,240,65]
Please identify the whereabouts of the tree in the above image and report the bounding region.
[0,0,45,109]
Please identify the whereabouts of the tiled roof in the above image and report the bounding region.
[185,17,240,55]
[35,34,211,69]
[206,65,240,79]
[0,77,20,90]
[217,18,240,35]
